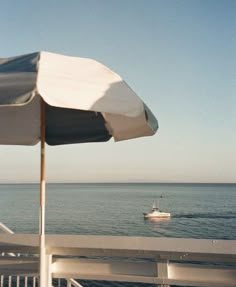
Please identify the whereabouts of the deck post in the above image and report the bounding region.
[46,254,53,287]
[156,259,169,287]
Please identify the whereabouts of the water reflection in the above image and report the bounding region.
[144,217,171,223]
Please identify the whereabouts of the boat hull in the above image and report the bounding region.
[143,212,171,219]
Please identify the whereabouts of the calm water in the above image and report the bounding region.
[0,182,235,238]
[0,183,235,287]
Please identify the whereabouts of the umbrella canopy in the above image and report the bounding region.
[0,51,158,287]
[0,51,158,145]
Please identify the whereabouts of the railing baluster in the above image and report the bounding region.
[8,275,12,287]
[24,276,28,287]
[0,275,4,287]
[33,277,36,287]
[16,276,20,287]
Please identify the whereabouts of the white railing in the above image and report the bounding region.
[0,225,236,287]
[0,223,38,287]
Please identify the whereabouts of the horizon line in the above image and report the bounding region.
[0,181,235,185]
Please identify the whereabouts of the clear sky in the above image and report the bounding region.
[0,0,235,183]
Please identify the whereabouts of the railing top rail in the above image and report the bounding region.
[46,234,236,254]
[0,234,235,260]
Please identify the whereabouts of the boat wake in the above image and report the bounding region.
[173,213,236,219]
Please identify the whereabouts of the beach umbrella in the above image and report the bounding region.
[0,51,158,286]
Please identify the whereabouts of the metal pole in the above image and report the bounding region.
[39,98,47,287]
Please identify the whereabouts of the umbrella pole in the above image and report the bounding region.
[39,99,47,287]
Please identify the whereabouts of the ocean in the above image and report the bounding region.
[0,182,235,286]
[0,182,235,239]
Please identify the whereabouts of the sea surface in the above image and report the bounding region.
[0,182,235,286]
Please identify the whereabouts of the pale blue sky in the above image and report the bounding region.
[0,0,235,183]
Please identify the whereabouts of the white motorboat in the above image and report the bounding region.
[143,200,171,219]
